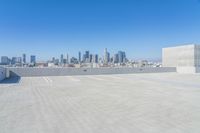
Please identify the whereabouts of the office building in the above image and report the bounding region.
[104,48,110,64]
[95,54,98,63]
[82,54,86,63]
[92,54,98,63]
[122,51,126,63]
[54,59,59,65]
[30,55,36,64]
[11,57,22,65]
[85,51,89,59]
[162,44,200,73]
[52,57,55,63]
[118,51,123,63]
[22,54,26,64]
[63,59,67,64]
[89,54,93,63]
[70,57,78,64]
[78,52,81,63]
[1,56,9,65]
[82,51,90,63]
[60,54,64,64]
[118,51,126,63]
[113,54,119,63]
[66,54,69,64]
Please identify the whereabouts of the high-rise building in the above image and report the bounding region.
[30,55,36,64]
[63,59,67,64]
[52,57,55,63]
[11,57,17,65]
[122,52,126,63]
[93,54,98,63]
[118,51,123,63]
[108,52,110,62]
[104,48,110,64]
[118,51,126,63]
[113,54,119,63]
[89,54,93,63]
[60,54,64,64]
[66,54,69,64]
[85,51,89,59]
[82,51,90,63]
[70,57,78,64]
[54,59,59,65]
[82,54,86,63]
[78,52,81,63]
[11,57,22,65]
[22,54,26,64]
[1,56,9,65]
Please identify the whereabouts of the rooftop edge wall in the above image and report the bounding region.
[7,67,176,77]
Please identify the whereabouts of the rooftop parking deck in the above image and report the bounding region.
[0,73,200,133]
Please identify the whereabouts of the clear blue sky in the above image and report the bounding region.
[0,0,200,61]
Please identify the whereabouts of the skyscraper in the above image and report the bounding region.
[78,52,81,63]
[1,56,9,65]
[118,51,123,63]
[122,52,126,63]
[60,54,64,64]
[118,51,126,63]
[113,54,119,63]
[85,51,89,59]
[94,54,98,63]
[70,57,78,64]
[30,55,36,64]
[104,48,110,64]
[23,54,26,64]
[89,54,93,63]
[82,51,90,63]
[11,57,22,65]
[66,54,69,64]
[82,54,86,63]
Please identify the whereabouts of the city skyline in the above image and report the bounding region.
[0,48,128,64]
[1,0,200,61]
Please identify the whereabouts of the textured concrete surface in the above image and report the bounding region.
[0,73,200,133]
[162,44,200,73]
[7,67,176,77]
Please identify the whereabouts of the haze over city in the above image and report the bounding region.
[1,0,200,61]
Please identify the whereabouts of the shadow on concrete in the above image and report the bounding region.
[0,76,21,84]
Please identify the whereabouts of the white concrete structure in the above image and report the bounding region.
[0,73,200,133]
[162,44,200,73]
[7,67,176,77]
[0,67,6,81]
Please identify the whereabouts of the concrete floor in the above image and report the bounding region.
[0,73,200,133]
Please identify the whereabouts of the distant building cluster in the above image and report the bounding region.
[47,49,129,68]
[0,48,161,68]
[0,54,36,67]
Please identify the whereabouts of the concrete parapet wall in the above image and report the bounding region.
[7,67,176,77]
[0,67,6,81]
[177,67,200,74]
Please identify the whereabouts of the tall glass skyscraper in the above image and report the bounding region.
[118,51,126,63]
[60,54,64,64]
[78,52,81,63]
[30,55,36,64]
[85,51,89,59]
[23,54,26,64]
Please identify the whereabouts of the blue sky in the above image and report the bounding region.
[0,0,200,61]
